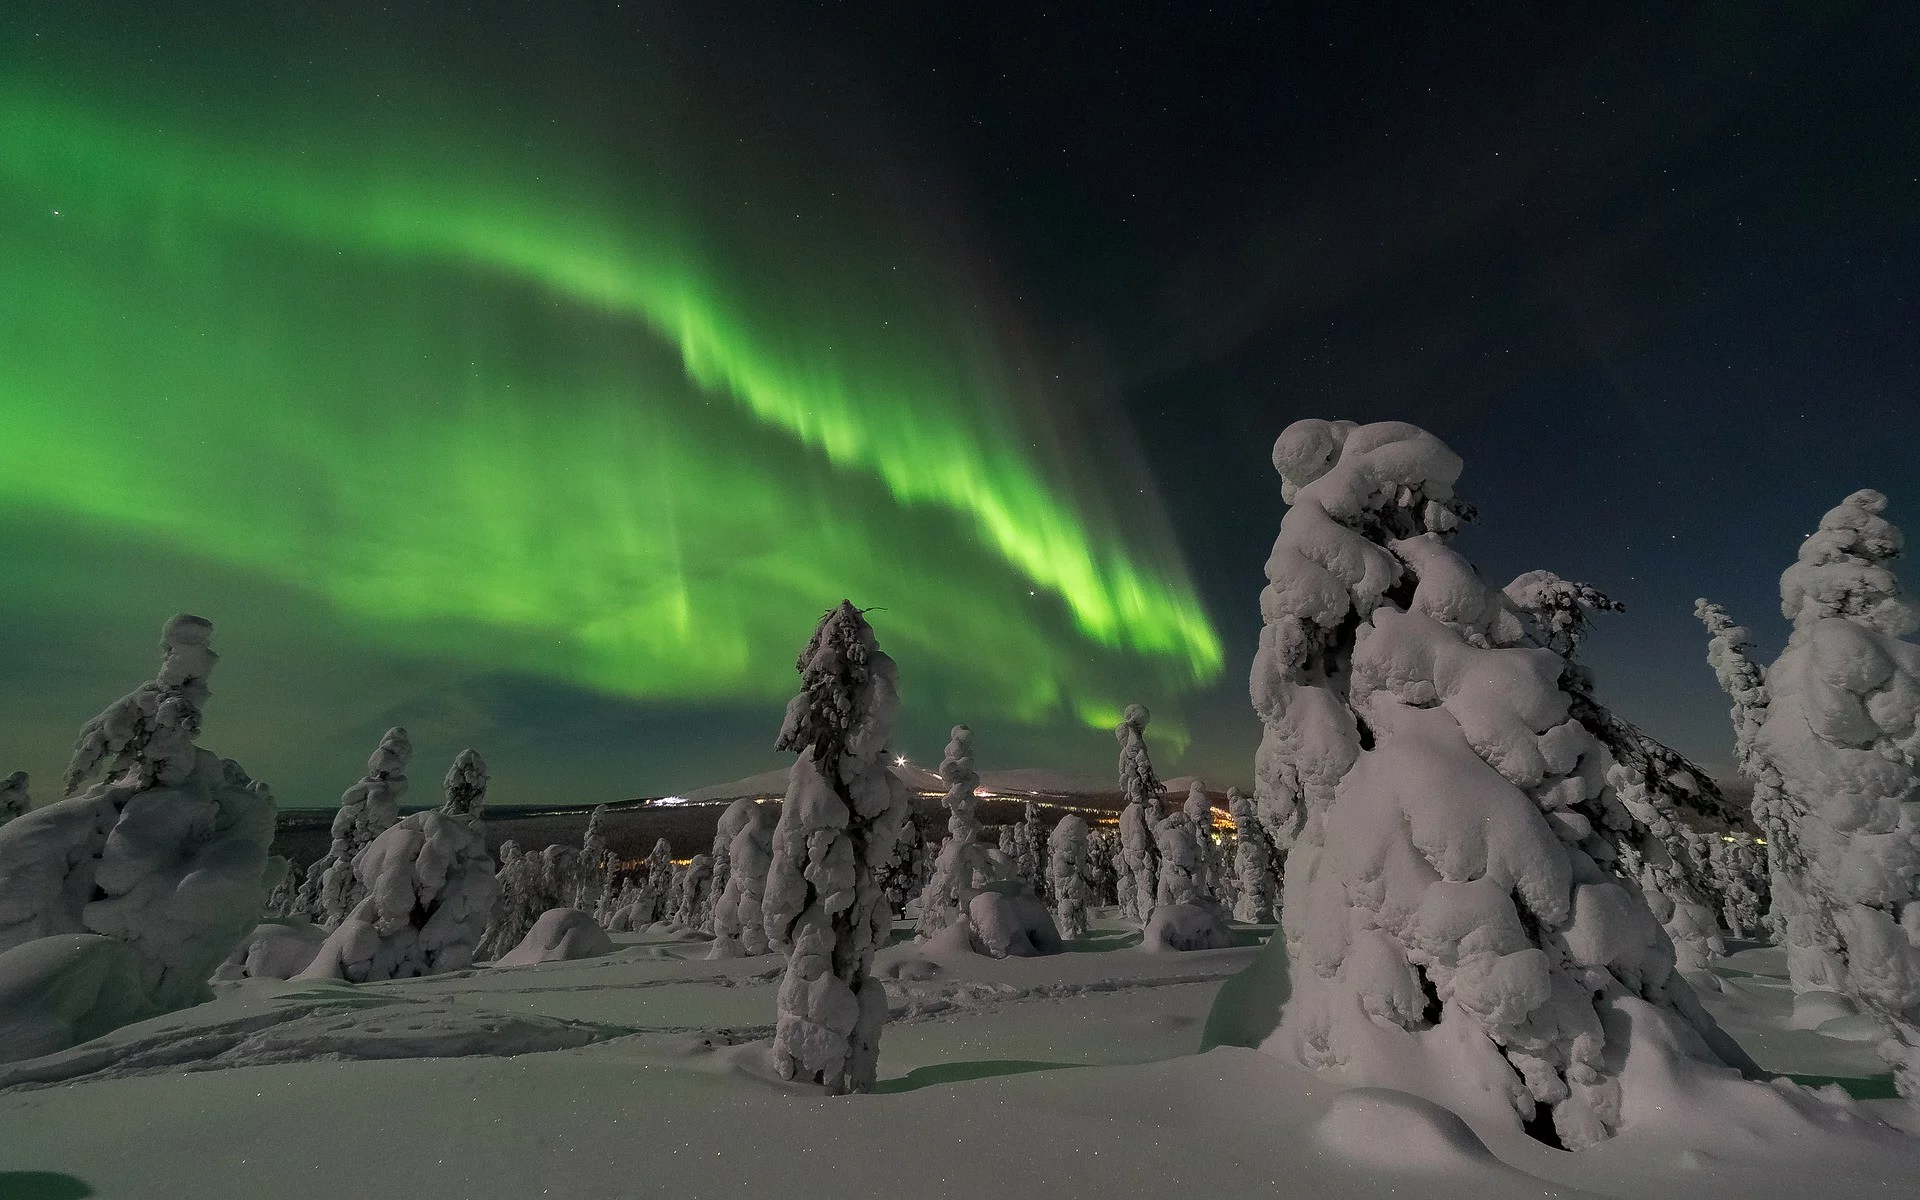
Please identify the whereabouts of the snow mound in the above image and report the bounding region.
[968,887,1064,958]
[1142,902,1234,953]
[216,920,327,981]
[494,908,614,967]
[0,934,157,1066]
[1315,1086,1507,1172]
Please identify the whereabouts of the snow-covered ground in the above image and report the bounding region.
[0,919,1914,1199]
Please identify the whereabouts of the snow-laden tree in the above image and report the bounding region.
[477,840,543,961]
[1702,490,1920,1091]
[630,838,674,927]
[1115,704,1162,925]
[1707,836,1768,940]
[1696,599,1795,948]
[703,799,757,934]
[1502,574,1734,978]
[1087,827,1119,907]
[875,807,931,919]
[1143,780,1233,951]
[1258,420,1758,1149]
[310,728,413,929]
[574,804,614,912]
[298,749,498,982]
[1020,799,1047,901]
[915,725,994,939]
[672,853,713,929]
[761,602,913,1093]
[0,615,278,1057]
[0,771,29,828]
[708,801,774,958]
[1047,814,1092,939]
[1181,782,1219,900]
[1229,787,1279,923]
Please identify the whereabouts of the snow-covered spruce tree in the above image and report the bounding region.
[0,615,278,1054]
[0,771,28,827]
[1143,780,1234,951]
[266,858,303,917]
[872,806,925,919]
[1696,599,1793,942]
[703,799,756,934]
[1706,491,1920,1090]
[1504,574,1731,976]
[1229,787,1279,923]
[315,727,413,929]
[1259,420,1757,1149]
[575,804,613,912]
[1115,704,1162,925]
[1181,782,1217,898]
[1047,814,1092,939]
[761,602,912,1093]
[915,724,993,939]
[1020,799,1047,902]
[477,840,543,961]
[1707,836,1768,940]
[672,853,713,929]
[297,749,497,981]
[708,801,775,958]
[632,838,674,926]
[1086,827,1119,906]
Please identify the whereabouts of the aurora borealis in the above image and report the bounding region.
[4,4,1917,807]
[0,5,1221,802]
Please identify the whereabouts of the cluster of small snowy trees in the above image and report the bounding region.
[1251,420,1761,1149]
[298,749,498,981]
[0,616,279,1062]
[1698,489,1920,1095]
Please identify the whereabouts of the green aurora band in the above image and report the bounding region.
[0,79,1221,748]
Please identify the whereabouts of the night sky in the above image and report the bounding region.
[2,2,1915,809]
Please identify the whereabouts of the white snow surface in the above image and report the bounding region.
[2,921,1916,1199]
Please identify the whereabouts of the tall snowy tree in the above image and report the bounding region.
[915,725,994,939]
[1047,814,1093,939]
[0,615,278,1057]
[709,801,775,958]
[1701,490,1920,1093]
[298,749,498,981]
[1257,420,1757,1148]
[312,728,413,929]
[1115,704,1161,925]
[761,602,912,1093]
[672,853,713,929]
[634,838,674,926]
[1228,788,1279,923]
[477,840,544,961]
[1019,799,1047,901]
[575,804,614,912]
[0,771,28,828]
[704,798,757,933]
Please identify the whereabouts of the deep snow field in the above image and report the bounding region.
[2,918,1917,1200]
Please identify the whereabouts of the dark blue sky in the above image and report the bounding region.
[842,1,1918,776]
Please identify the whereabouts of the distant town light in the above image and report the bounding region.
[894,755,909,767]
